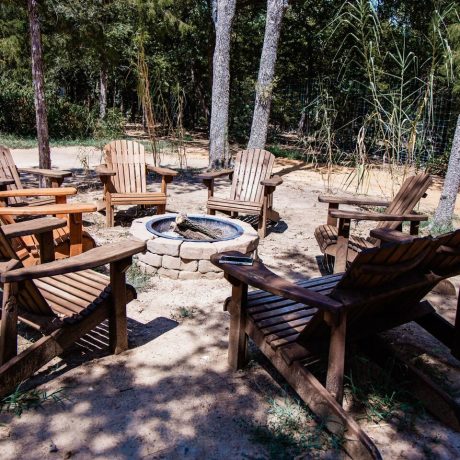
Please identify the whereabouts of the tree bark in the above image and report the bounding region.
[209,0,236,169]
[99,66,108,120]
[247,0,288,150]
[433,114,460,230]
[27,0,51,171]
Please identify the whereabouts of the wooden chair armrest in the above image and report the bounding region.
[1,240,146,283]
[369,228,417,243]
[95,164,116,176]
[211,251,343,313]
[19,168,72,179]
[329,209,428,222]
[146,165,178,177]
[0,187,77,198]
[0,202,97,216]
[261,175,283,187]
[0,260,22,274]
[198,169,234,181]
[318,195,391,207]
[2,217,67,239]
[0,179,15,188]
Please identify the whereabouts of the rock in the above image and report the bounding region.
[49,442,58,453]
[162,255,181,270]
[236,220,259,237]
[129,217,155,242]
[180,241,215,259]
[158,267,180,279]
[180,258,198,271]
[178,271,202,280]
[147,237,182,257]
[214,233,259,254]
[136,262,158,276]
[138,252,162,268]
[198,259,222,273]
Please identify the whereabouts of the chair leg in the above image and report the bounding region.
[334,218,350,273]
[325,311,347,405]
[258,197,268,238]
[266,192,280,222]
[106,202,114,227]
[0,283,18,366]
[109,258,130,354]
[227,280,248,370]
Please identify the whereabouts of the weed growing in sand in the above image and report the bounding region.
[171,307,196,321]
[178,307,192,318]
[126,264,153,292]
[1,386,66,417]
[77,147,91,175]
[345,355,422,425]
[247,394,342,458]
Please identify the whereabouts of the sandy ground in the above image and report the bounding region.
[0,144,459,459]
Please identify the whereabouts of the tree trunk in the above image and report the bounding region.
[209,0,236,169]
[99,66,108,120]
[27,0,51,172]
[433,114,460,230]
[247,0,288,150]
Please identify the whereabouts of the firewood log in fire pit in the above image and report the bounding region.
[170,213,223,240]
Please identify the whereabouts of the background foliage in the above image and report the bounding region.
[0,0,458,167]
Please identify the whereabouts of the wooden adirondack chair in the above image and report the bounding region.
[96,140,178,227]
[199,149,283,238]
[0,146,96,258]
[371,226,460,359]
[0,202,98,259]
[315,173,432,272]
[0,217,68,267]
[0,145,73,205]
[0,217,146,397]
[212,235,460,459]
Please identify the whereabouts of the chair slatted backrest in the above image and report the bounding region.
[336,238,433,331]
[0,226,52,316]
[295,238,434,345]
[0,213,70,262]
[230,149,275,204]
[333,236,432,291]
[0,145,24,205]
[104,140,147,194]
[376,173,432,231]
[422,229,460,277]
[0,215,41,264]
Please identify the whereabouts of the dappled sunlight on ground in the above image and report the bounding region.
[2,147,460,458]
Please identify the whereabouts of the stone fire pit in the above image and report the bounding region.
[130,214,259,279]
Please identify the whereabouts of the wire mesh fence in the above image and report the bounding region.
[270,79,457,166]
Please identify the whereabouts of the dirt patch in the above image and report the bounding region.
[1,147,460,459]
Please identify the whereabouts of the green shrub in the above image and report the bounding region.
[94,108,125,139]
[48,100,95,138]
[0,82,36,136]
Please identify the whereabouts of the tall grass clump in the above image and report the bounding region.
[321,0,456,193]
